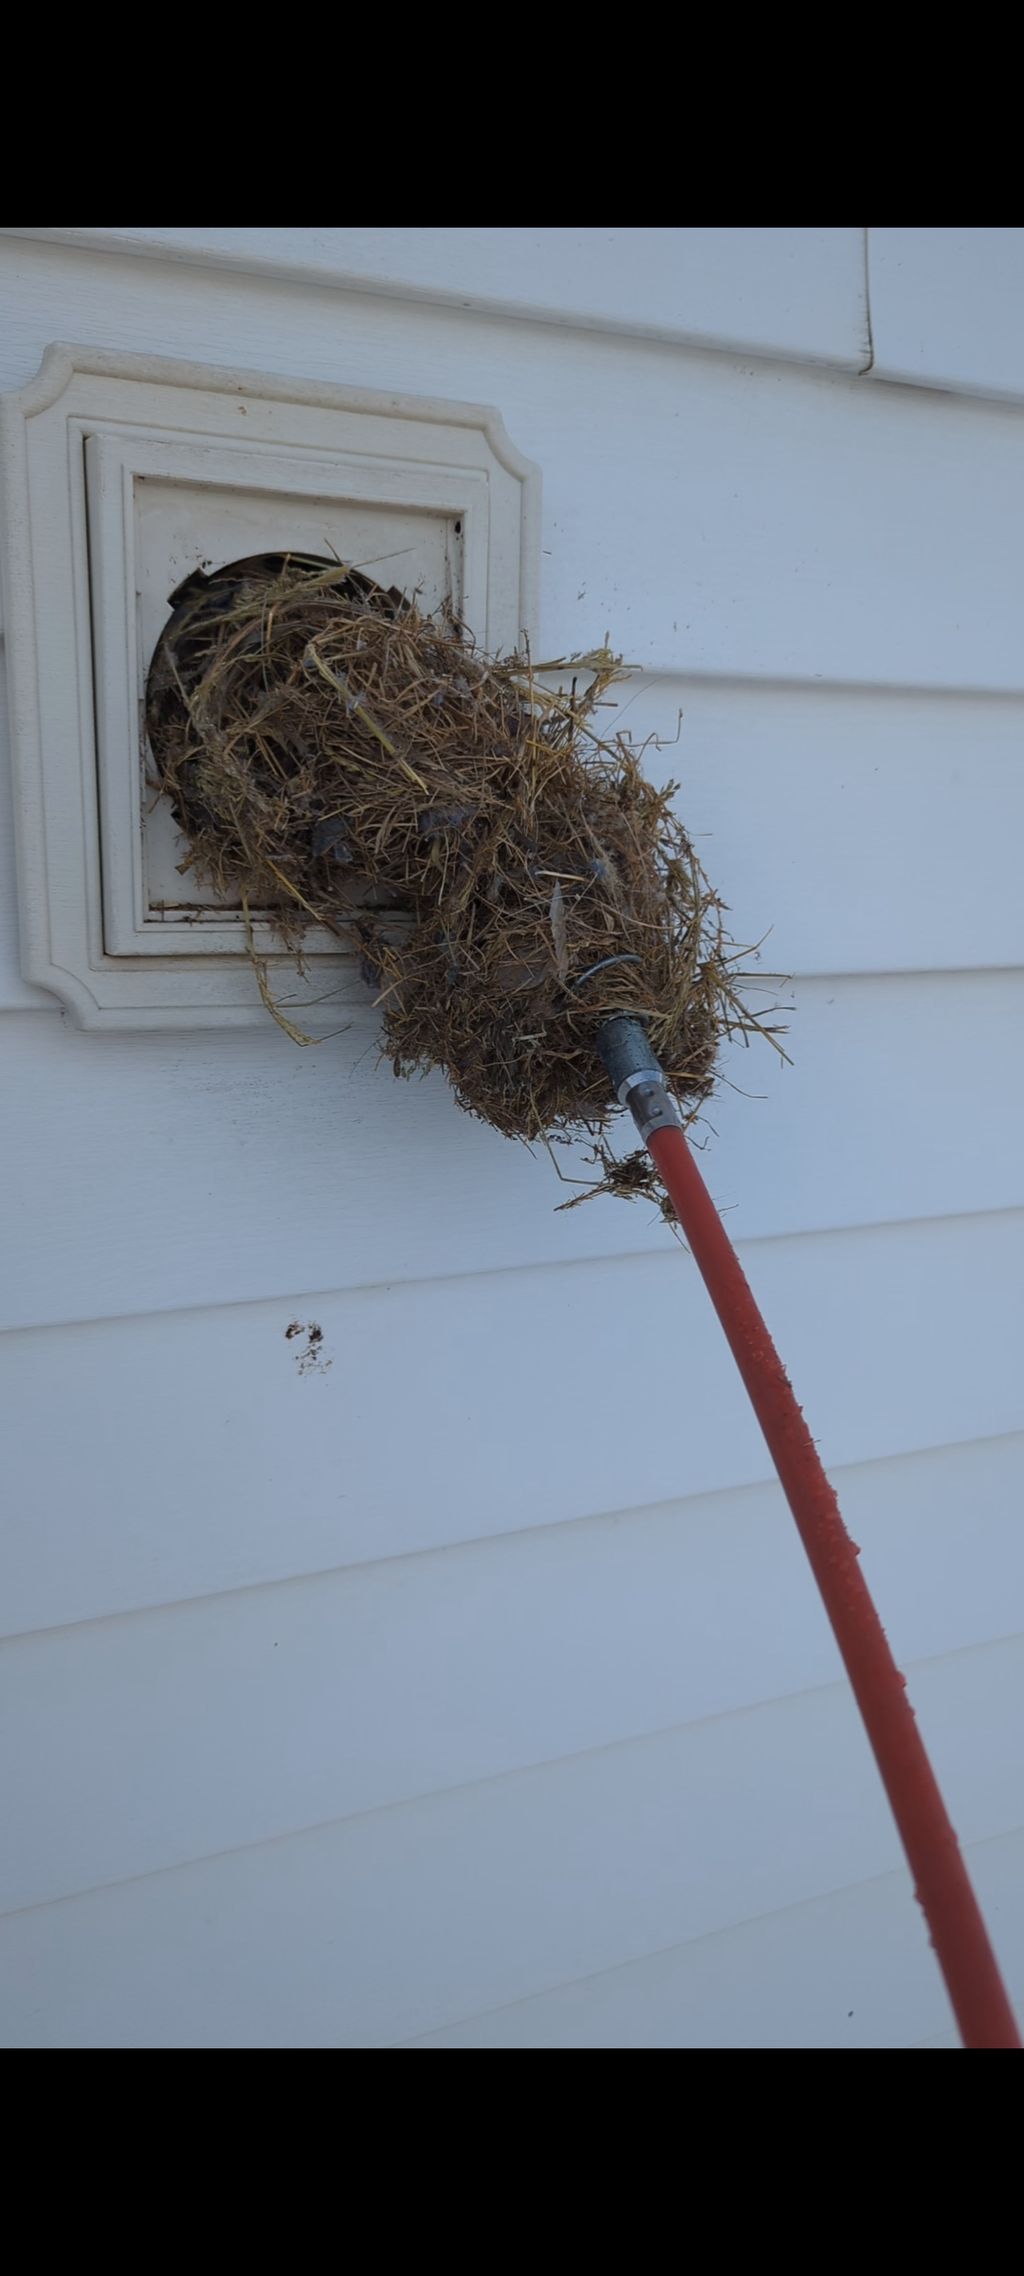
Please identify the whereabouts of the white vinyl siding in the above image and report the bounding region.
[1,227,1022,2047]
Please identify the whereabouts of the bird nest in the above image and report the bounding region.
[146,553,778,1206]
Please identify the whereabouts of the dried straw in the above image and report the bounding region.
[146,553,780,1207]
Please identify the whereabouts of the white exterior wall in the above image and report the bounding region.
[1,227,1022,2048]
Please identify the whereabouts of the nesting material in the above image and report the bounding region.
[147,553,776,1203]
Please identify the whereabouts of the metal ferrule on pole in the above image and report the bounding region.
[596,1014,683,1142]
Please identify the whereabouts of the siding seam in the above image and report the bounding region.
[860,226,876,376]
[3,1425,1022,1649]
[4,1627,1023,1927]
[2,1202,1022,1343]
[400,1818,1024,2048]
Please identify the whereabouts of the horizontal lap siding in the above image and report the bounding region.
[1,228,871,366]
[2,972,1023,1330]
[6,241,1024,690]
[3,1212,1023,1637]
[411,1825,1024,2050]
[3,1434,1023,1914]
[868,228,1024,400]
[1,231,1022,2045]
[2,1638,1022,2048]
[6,671,1024,1016]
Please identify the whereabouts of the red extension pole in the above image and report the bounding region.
[597,1020,1020,2049]
[649,1119,1020,2050]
